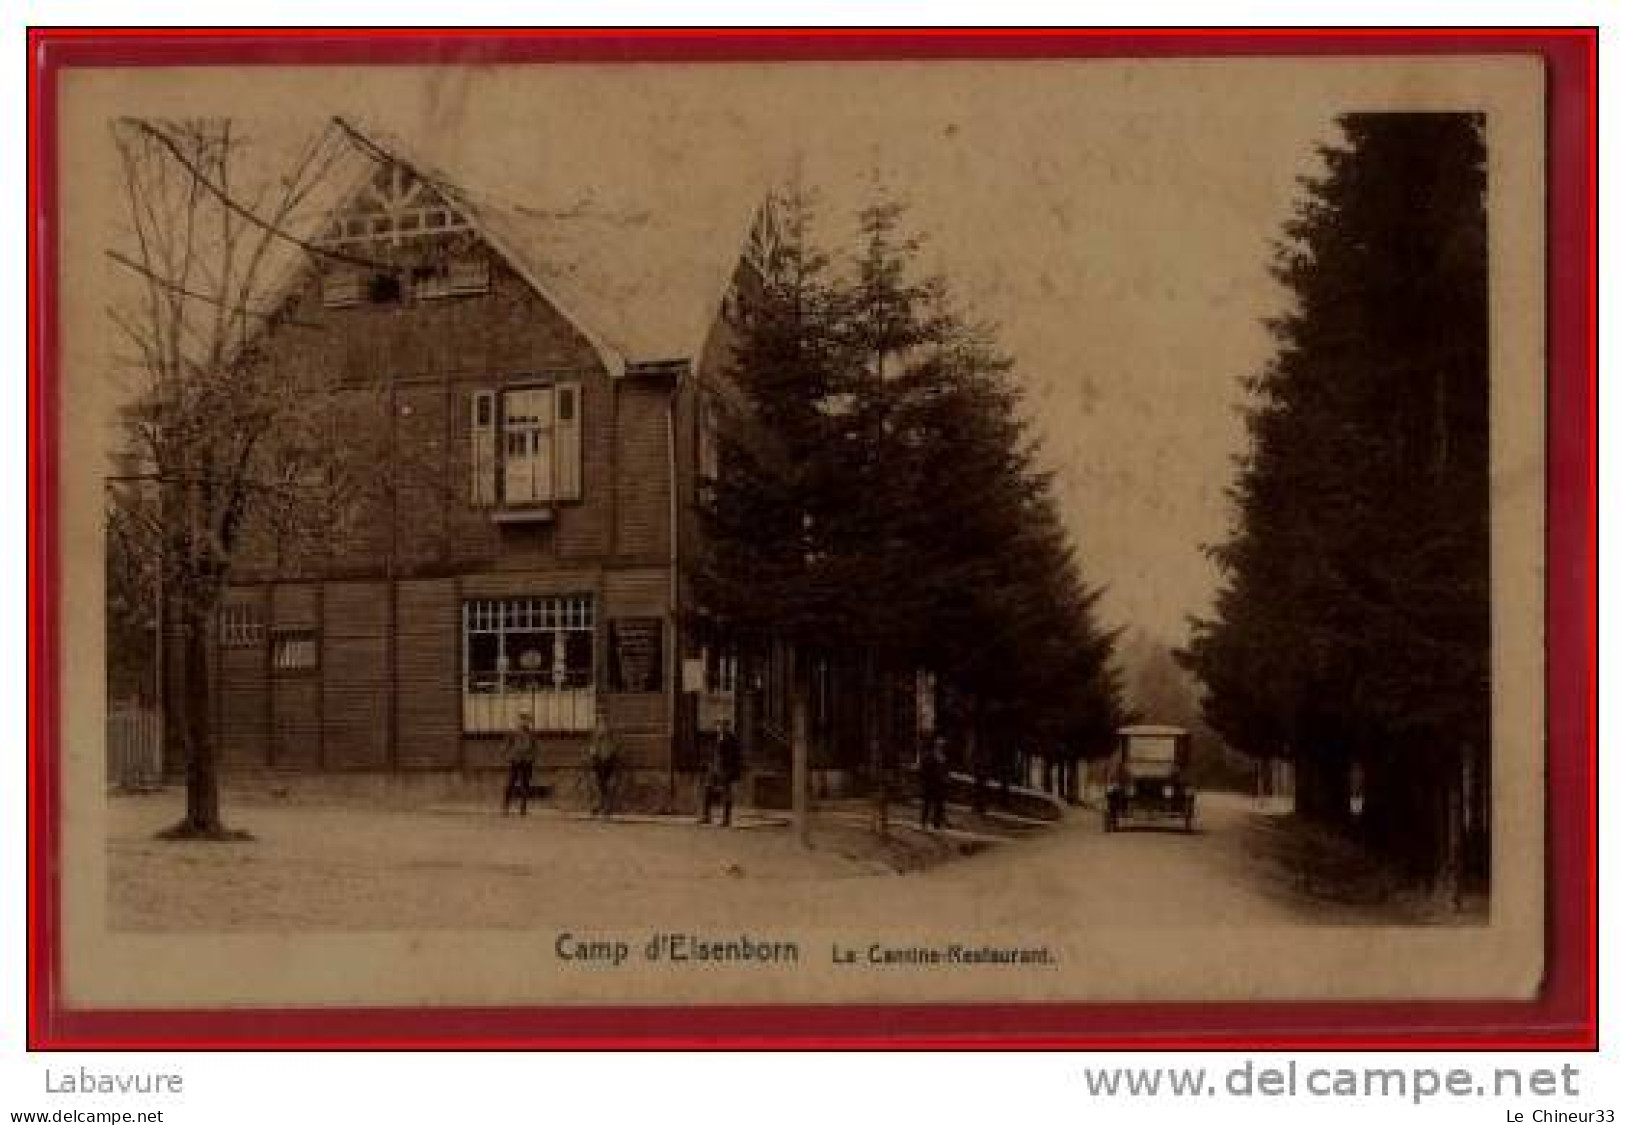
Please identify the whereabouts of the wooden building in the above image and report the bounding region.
[204,125,788,791]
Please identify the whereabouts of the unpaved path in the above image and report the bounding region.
[107,789,1337,932]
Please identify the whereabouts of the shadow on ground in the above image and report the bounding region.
[1245,810,1489,925]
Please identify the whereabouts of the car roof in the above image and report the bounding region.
[1117,724,1188,737]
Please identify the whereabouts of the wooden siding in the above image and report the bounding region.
[217,589,269,769]
[614,380,672,558]
[460,568,599,600]
[395,578,461,770]
[604,567,670,618]
[232,237,625,583]
[218,647,269,769]
[270,583,320,627]
[393,382,451,574]
[269,583,322,769]
[601,694,668,771]
[270,678,322,770]
[322,580,389,770]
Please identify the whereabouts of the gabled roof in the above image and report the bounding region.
[319,119,774,377]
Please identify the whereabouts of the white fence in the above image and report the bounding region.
[107,703,163,790]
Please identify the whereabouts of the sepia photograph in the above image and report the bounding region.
[51,53,1550,1012]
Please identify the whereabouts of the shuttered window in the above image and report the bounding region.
[502,387,555,507]
[271,627,320,672]
[469,382,584,509]
[470,390,497,506]
[555,383,582,500]
[219,604,265,647]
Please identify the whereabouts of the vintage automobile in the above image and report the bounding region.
[1104,724,1196,833]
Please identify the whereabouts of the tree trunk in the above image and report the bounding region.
[969,703,991,816]
[1294,741,1350,827]
[790,647,812,849]
[863,647,888,835]
[1433,745,1466,909]
[161,596,235,839]
[872,729,890,838]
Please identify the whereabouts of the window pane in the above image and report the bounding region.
[504,629,554,691]
[271,630,318,672]
[564,632,594,688]
[467,633,501,690]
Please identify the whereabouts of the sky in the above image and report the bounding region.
[96,61,1352,645]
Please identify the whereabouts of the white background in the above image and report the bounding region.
[4,6,1614,1123]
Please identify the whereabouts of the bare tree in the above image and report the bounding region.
[107,118,385,839]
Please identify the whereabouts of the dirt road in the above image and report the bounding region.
[107,788,1327,931]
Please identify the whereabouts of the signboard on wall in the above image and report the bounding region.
[609,618,664,693]
[682,656,706,694]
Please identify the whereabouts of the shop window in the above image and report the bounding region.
[462,596,595,733]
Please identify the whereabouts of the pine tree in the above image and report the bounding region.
[1186,114,1489,891]
[698,182,1126,827]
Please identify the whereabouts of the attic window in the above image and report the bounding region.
[367,272,403,303]
[317,165,473,247]
[412,257,490,300]
[321,269,364,308]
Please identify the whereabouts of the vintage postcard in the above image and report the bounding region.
[53,51,1550,1013]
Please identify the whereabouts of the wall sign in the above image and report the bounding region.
[609,618,664,693]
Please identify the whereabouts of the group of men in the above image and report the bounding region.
[501,717,958,831]
[499,711,744,827]
[500,708,625,817]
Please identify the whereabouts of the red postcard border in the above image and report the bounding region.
[24,27,1599,1051]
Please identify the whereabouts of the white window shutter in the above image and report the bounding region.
[555,381,582,501]
[471,390,497,507]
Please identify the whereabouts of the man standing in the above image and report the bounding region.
[918,736,949,830]
[588,707,622,818]
[502,712,541,816]
[700,717,743,827]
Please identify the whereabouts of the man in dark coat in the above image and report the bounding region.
[700,718,743,827]
[918,736,949,830]
[588,708,621,818]
[502,712,541,816]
